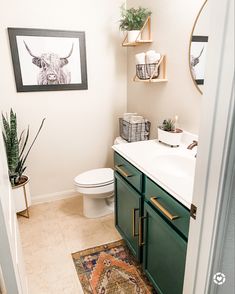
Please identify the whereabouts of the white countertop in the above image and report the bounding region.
[112,139,197,209]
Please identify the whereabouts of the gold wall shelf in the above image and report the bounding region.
[122,16,152,47]
[133,55,168,83]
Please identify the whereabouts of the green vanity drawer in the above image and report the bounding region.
[114,152,143,193]
[145,177,190,239]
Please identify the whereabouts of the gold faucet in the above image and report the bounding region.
[187,140,198,150]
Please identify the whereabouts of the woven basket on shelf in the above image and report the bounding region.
[136,63,160,80]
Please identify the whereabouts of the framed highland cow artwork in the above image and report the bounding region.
[8,28,88,92]
[190,35,208,86]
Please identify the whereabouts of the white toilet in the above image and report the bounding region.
[74,137,127,218]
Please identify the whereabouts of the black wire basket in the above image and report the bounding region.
[136,63,160,80]
[119,118,151,142]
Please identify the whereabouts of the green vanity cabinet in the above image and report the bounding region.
[142,202,187,294]
[114,171,142,260]
[114,151,190,293]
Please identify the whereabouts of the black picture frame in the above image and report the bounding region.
[8,28,88,92]
[190,35,208,85]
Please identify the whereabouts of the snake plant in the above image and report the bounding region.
[2,109,45,186]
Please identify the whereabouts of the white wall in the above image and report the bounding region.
[0,0,205,199]
[0,0,127,199]
[127,0,205,135]
[194,1,210,36]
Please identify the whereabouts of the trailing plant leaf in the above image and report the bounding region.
[119,5,151,31]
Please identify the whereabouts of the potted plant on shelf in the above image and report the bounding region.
[119,5,152,43]
[158,118,183,147]
[2,109,45,216]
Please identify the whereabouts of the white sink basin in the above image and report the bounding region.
[113,139,198,207]
[147,154,196,205]
[152,154,196,179]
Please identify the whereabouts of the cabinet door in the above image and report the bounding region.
[143,202,187,294]
[115,172,141,260]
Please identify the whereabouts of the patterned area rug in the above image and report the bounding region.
[72,240,156,294]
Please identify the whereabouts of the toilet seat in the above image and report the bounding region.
[74,168,114,187]
[75,181,113,188]
[75,182,114,195]
[74,168,114,188]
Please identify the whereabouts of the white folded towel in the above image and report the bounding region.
[146,50,156,55]
[135,53,146,65]
[146,50,161,64]
[130,115,144,124]
[123,113,138,122]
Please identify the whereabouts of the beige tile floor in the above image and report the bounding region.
[18,196,121,294]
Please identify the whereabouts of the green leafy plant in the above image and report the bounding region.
[2,109,45,186]
[119,4,152,31]
[160,119,176,132]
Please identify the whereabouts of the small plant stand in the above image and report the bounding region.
[122,16,152,47]
[133,55,168,83]
[13,176,30,218]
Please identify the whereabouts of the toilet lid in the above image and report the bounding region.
[74,168,114,187]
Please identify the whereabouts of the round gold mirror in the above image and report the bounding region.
[189,0,209,94]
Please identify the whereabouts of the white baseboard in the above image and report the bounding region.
[31,189,79,205]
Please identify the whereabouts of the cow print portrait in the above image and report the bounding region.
[24,41,74,85]
[8,28,88,92]
[190,35,208,86]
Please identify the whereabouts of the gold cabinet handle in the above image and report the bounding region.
[132,208,139,237]
[138,216,147,246]
[115,164,133,178]
[150,197,179,221]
